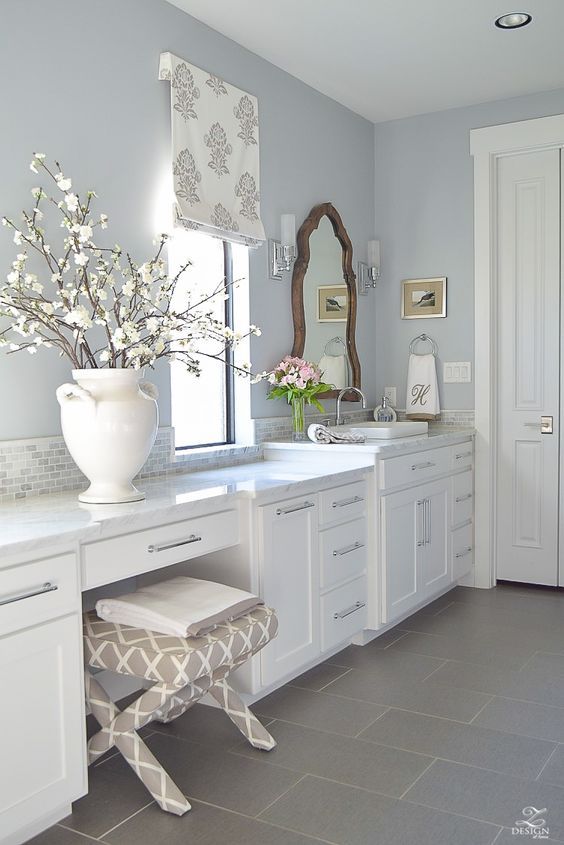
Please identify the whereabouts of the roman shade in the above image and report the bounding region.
[159,51,265,247]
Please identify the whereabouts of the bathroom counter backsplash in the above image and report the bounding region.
[0,410,474,504]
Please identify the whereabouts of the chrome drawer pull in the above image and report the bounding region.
[148,534,202,553]
[411,461,435,471]
[333,600,366,620]
[333,541,364,557]
[455,493,473,503]
[455,451,472,460]
[0,581,58,607]
[455,546,473,559]
[332,495,364,509]
[276,500,315,516]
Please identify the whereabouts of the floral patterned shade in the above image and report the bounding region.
[159,52,265,247]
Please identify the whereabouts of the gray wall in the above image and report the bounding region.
[373,87,564,411]
[0,0,375,440]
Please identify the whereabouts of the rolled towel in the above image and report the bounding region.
[307,423,365,444]
[96,576,263,638]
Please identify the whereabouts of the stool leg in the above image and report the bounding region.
[208,677,276,751]
[114,729,191,816]
[85,671,191,815]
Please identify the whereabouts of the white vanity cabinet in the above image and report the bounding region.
[255,476,369,690]
[381,477,449,623]
[258,494,320,687]
[0,551,87,845]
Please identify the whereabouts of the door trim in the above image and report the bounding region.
[471,114,564,588]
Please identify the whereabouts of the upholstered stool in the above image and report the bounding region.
[83,605,278,815]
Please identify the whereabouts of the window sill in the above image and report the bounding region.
[173,443,262,465]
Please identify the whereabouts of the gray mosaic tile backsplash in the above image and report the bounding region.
[0,409,474,503]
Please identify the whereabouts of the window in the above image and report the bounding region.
[169,229,249,450]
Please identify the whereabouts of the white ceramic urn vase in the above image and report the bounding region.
[56,368,159,504]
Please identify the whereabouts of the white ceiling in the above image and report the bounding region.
[166,0,564,123]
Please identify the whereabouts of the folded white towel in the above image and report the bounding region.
[307,423,366,444]
[405,353,440,420]
[95,576,263,638]
[318,354,347,390]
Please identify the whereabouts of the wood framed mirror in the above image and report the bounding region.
[291,202,361,399]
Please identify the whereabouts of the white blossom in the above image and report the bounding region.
[55,173,72,192]
[74,252,89,267]
[78,225,93,242]
[64,305,92,329]
[65,193,79,212]
[13,230,22,245]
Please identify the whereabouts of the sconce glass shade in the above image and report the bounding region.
[281,214,296,249]
[367,239,380,270]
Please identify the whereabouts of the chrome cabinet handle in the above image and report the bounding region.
[416,500,425,547]
[455,451,472,460]
[411,461,435,471]
[455,546,473,559]
[455,493,473,503]
[524,418,554,434]
[0,581,58,607]
[276,500,315,516]
[148,534,202,553]
[333,541,364,557]
[427,498,432,545]
[332,495,364,509]
[333,600,366,620]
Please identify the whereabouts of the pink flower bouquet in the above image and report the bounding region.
[267,356,332,439]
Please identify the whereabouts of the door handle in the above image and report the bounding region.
[416,500,425,547]
[276,500,315,516]
[425,498,431,546]
[524,417,554,434]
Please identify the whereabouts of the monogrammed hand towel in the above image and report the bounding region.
[405,353,440,420]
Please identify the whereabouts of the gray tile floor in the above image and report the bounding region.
[30,584,564,844]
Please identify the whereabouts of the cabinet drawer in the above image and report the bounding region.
[319,481,366,526]
[320,518,367,591]
[82,509,239,589]
[450,442,473,471]
[452,471,473,527]
[0,554,79,636]
[379,447,450,490]
[321,576,367,652]
[452,523,474,580]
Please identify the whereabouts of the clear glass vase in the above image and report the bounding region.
[291,395,306,441]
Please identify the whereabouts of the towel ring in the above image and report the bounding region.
[409,333,438,356]
[323,336,347,356]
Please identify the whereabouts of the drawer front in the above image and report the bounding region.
[452,470,473,527]
[452,523,474,580]
[319,480,367,526]
[321,576,367,652]
[0,554,79,636]
[379,447,450,490]
[321,518,367,592]
[450,442,474,471]
[82,509,239,589]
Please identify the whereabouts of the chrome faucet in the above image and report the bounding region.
[335,387,366,426]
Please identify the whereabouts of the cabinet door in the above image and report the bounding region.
[381,487,423,624]
[420,479,451,599]
[259,495,319,686]
[0,614,87,842]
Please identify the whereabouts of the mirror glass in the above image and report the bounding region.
[291,203,360,398]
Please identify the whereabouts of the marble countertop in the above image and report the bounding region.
[264,426,475,458]
[0,460,369,560]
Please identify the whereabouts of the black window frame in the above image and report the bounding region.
[174,240,236,452]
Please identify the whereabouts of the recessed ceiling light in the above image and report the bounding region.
[495,12,532,29]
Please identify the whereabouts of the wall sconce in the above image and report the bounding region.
[358,239,381,295]
[269,213,296,280]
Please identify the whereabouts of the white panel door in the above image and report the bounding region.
[497,149,561,586]
[259,496,320,686]
[420,479,450,599]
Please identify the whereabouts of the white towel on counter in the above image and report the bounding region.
[405,353,440,420]
[318,354,347,390]
[307,423,366,444]
[95,576,263,638]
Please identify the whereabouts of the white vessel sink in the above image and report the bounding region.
[342,421,429,440]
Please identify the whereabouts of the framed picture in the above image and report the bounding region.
[317,284,349,322]
[401,277,447,319]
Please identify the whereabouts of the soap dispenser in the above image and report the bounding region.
[374,395,397,423]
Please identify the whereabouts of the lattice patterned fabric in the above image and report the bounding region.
[83,605,277,685]
[84,604,278,816]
